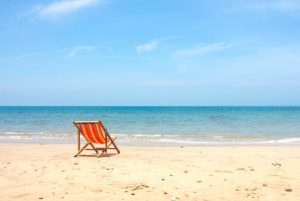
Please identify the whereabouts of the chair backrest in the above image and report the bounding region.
[73,121,108,144]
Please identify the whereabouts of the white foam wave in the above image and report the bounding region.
[258,137,300,144]
[4,131,44,135]
[112,133,182,138]
[156,137,300,145]
[1,131,300,145]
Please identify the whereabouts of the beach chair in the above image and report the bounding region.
[73,120,120,157]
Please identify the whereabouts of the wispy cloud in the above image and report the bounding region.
[173,42,234,57]
[136,40,159,53]
[4,46,96,62]
[15,48,68,61]
[135,35,183,54]
[232,0,300,13]
[68,46,96,57]
[30,0,105,18]
[0,24,17,32]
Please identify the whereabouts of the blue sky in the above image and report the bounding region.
[0,0,300,106]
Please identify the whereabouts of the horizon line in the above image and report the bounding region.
[0,105,300,107]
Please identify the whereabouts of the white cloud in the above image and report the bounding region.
[173,43,234,57]
[135,35,184,54]
[68,46,96,57]
[136,40,159,53]
[31,0,105,18]
[233,0,300,13]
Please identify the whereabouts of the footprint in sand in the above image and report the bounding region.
[244,188,258,198]
[90,187,103,192]
[285,188,292,192]
[65,175,75,182]
[214,170,233,174]
[15,193,30,198]
[123,184,150,193]
[272,162,281,167]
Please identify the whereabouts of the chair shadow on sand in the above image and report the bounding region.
[75,152,118,158]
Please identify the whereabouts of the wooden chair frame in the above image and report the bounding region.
[73,120,120,158]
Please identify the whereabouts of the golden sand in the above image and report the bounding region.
[1,144,299,201]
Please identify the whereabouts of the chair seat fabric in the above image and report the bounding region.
[76,122,109,144]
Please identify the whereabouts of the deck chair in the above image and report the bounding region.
[73,120,120,157]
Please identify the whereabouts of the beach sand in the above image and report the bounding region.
[0,144,299,201]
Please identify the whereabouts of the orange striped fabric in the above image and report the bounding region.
[76,122,108,144]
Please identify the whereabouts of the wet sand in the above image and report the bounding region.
[0,144,299,201]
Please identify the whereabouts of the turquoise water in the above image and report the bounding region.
[0,106,300,145]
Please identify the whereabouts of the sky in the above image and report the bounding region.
[0,0,300,106]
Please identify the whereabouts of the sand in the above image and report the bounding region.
[0,144,299,201]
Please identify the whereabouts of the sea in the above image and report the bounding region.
[0,106,300,145]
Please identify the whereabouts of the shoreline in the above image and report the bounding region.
[1,140,300,147]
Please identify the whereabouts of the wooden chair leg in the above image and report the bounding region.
[97,150,106,158]
[105,137,120,154]
[89,143,98,154]
[110,137,120,154]
[74,143,90,157]
[75,136,119,157]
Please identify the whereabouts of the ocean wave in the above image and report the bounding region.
[112,133,184,138]
[1,131,300,145]
[0,132,74,140]
[156,137,300,145]
[258,137,300,144]
[4,131,45,135]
